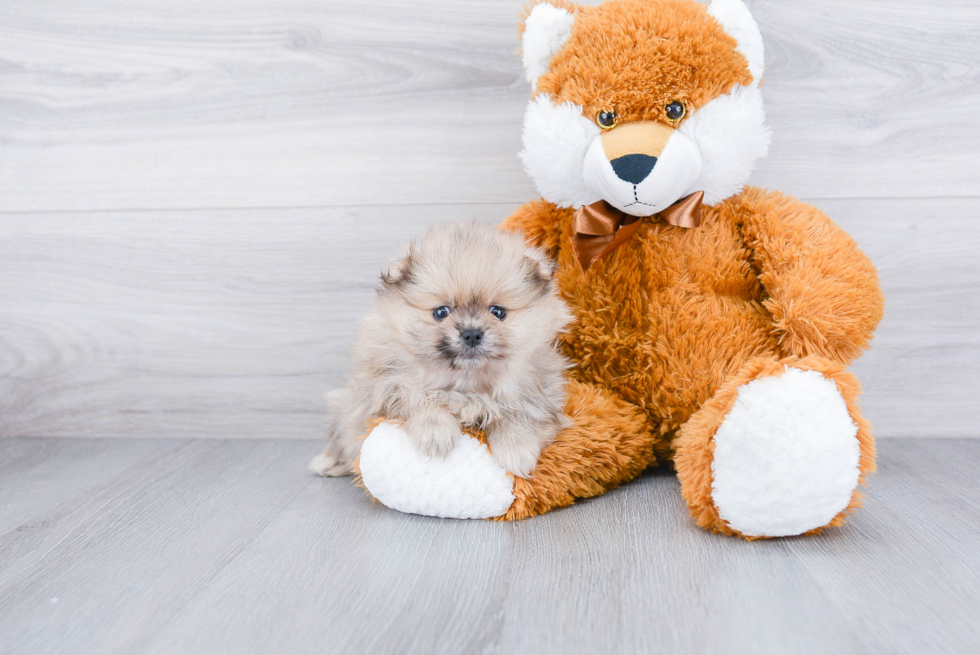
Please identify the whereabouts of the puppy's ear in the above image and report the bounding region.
[381,251,414,287]
[524,246,557,284]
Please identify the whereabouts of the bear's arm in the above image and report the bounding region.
[735,189,885,365]
[500,199,566,258]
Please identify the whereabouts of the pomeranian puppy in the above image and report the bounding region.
[309,221,572,479]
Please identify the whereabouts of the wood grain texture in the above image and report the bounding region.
[0,439,317,655]
[815,197,980,438]
[787,439,980,654]
[0,203,487,440]
[0,0,978,212]
[1,198,976,439]
[0,2,976,651]
[0,438,977,654]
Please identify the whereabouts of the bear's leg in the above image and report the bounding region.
[673,356,876,539]
[356,379,659,520]
[503,379,659,520]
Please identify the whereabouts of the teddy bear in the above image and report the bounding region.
[355,0,884,539]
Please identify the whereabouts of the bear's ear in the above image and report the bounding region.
[519,1,577,90]
[708,0,765,86]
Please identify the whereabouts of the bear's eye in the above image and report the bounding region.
[596,110,618,130]
[489,305,507,320]
[665,101,686,122]
[432,306,452,321]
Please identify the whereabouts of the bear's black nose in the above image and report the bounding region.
[610,154,657,184]
[460,328,484,348]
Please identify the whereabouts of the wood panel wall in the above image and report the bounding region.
[1,0,978,439]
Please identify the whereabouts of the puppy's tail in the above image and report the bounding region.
[325,388,352,415]
[308,388,361,477]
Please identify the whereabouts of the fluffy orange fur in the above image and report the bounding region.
[500,187,884,532]
[504,380,659,520]
[501,0,881,538]
[523,0,752,127]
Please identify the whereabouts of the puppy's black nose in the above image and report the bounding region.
[610,154,657,184]
[460,327,484,348]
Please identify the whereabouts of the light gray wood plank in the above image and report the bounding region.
[0,198,976,440]
[0,203,505,440]
[0,439,317,655]
[1,0,978,212]
[751,0,980,201]
[788,439,980,654]
[0,438,181,535]
[494,478,871,655]
[815,198,980,438]
[1,438,977,655]
[146,470,873,655]
[0,0,532,212]
[142,478,513,655]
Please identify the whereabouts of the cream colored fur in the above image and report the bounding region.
[310,222,572,479]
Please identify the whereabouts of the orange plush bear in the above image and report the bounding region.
[357,0,884,538]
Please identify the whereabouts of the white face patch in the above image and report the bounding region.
[521,89,770,213]
[519,95,603,209]
[678,84,771,205]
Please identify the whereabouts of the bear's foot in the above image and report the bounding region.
[711,368,860,536]
[357,422,515,519]
[354,380,660,521]
[675,357,875,538]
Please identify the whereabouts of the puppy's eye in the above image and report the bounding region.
[432,306,451,321]
[489,305,507,320]
[665,101,686,122]
[596,110,618,130]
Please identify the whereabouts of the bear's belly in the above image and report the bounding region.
[562,284,778,435]
[554,202,778,439]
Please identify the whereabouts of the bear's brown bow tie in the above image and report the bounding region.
[571,190,704,272]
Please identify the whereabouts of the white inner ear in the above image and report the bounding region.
[522,4,576,89]
[678,84,771,205]
[708,0,765,86]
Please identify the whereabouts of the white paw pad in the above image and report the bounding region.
[358,422,515,519]
[711,368,861,537]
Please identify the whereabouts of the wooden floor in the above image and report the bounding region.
[0,437,977,655]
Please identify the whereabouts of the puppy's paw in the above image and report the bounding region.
[455,399,486,428]
[487,428,543,479]
[309,448,355,477]
[404,411,461,459]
